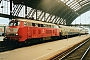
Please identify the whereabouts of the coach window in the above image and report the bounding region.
[70,29,71,32]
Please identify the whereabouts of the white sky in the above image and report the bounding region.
[72,10,90,24]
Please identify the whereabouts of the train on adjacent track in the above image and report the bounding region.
[0,28,4,36]
[3,18,88,44]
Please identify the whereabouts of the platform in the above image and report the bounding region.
[0,35,90,60]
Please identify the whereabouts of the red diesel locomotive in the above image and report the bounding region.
[4,19,60,43]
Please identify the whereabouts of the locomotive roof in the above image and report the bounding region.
[59,25,79,30]
[17,19,57,26]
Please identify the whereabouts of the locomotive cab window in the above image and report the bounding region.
[9,21,13,26]
[15,22,20,26]
[9,20,20,26]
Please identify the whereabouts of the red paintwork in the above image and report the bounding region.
[18,26,60,42]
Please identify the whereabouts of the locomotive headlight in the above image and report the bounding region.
[16,34,18,35]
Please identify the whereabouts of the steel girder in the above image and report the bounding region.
[10,0,90,25]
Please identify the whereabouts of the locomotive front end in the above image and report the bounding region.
[3,20,20,42]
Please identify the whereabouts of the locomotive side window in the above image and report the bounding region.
[45,24,48,27]
[41,24,43,27]
[48,25,51,28]
[35,23,38,27]
[54,25,59,28]
[52,25,54,28]
[32,23,35,26]
[47,25,49,27]
[51,25,53,28]
[27,22,32,26]
[24,22,27,26]
[38,24,41,27]
[43,24,52,28]
[54,25,56,28]
[43,24,46,27]
[48,25,50,28]
[46,25,49,27]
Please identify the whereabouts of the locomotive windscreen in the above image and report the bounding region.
[9,20,20,26]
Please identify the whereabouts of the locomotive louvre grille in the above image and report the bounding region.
[6,28,18,34]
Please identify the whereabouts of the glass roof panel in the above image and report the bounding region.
[60,0,90,11]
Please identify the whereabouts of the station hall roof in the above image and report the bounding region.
[12,0,90,25]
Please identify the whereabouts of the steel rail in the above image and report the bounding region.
[51,38,90,60]
[80,46,90,60]
[60,38,90,60]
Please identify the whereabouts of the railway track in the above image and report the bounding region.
[0,35,77,52]
[80,46,90,60]
[0,41,37,52]
[0,39,53,52]
[0,41,17,52]
[51,38,90,60]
